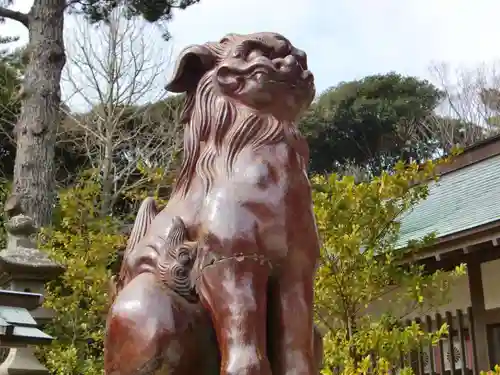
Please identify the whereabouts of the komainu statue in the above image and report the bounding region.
[105,32,323,375]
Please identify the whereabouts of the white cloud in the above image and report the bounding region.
[169,0,500,91]
[2,0,500,108]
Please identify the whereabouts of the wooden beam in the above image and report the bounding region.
[400,221,500,264]
[467,258,490,370]
[421,243,500,273]
[485,307,500,324]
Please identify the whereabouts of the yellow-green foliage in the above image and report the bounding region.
[482,365,500,375]
[123,161,171,207]
[36,172,126,375]
[35,165,171,374]
[313,160,465,375]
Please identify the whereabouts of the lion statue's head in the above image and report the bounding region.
[166,32,315,196]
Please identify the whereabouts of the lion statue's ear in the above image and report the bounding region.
[165,44,217,94]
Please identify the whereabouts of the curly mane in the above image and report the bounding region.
[171,35,305,198]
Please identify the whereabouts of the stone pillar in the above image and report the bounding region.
[0,206,64,375]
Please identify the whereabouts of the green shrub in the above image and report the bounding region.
[313,160,465,374]
[36,172,126,375]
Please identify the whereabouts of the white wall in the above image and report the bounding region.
[367,257,500,320]
[481,258,500,310]
[366,274,470,321]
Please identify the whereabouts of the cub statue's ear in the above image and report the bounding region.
[165,44,218,94]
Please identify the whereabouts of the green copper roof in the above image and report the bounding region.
[396,154,500,248]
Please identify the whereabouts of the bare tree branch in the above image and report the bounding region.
[0,6,28,27]
[60,7,182,214]
[426,61,500,151]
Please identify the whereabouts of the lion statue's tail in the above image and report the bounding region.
[109,197,160,303]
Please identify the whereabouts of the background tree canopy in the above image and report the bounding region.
[300,73,444,176]
[70,0,200,38]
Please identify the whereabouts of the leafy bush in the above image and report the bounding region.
[313,160,465,375]
[36,172,126,375]
[35,165,170,374]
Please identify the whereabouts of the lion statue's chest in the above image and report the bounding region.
[212,143,291,198]
[198,144,309,245]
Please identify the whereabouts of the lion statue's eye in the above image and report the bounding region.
[247,50,265,61]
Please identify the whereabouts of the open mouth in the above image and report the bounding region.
[245,65,314,92]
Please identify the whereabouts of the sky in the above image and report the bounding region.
[3,0,500,111]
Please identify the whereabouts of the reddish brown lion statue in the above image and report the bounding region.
[105,32,322,375]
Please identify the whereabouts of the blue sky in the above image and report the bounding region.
[3,0,500,110]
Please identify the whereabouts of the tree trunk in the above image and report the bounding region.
[12,0,66,228]
[100,126,114,216]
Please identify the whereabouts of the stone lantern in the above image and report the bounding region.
[0,196,64,374]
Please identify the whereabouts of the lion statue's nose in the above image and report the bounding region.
[273,55,300,75]
[283,55,297,67]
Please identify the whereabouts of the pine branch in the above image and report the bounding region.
[0,7,29,28]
